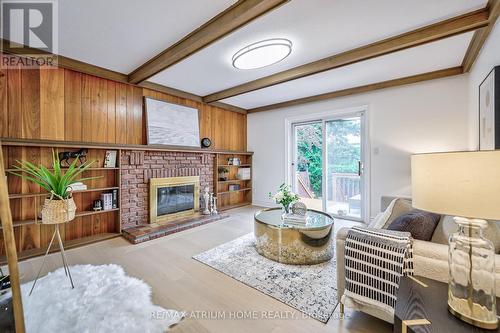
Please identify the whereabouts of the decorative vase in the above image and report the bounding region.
[41,197,77,224]
[448,217,497,329]
[282,204,290,214]
[218,170,229,181]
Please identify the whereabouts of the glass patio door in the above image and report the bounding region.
[291,112,365,221]
[292,121,323,211]
[325,116,363,220]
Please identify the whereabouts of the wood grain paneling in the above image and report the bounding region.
[64,71,83,141]
[1,53,246,151]
[90,76,108,143]
[106,81,116,143]
[21,67,40,139]
[115,83,128,144]
[40,67,65,140]
[7,64,22,138]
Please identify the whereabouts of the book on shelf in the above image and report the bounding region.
[112,189,118,209]
[237,167,251,180]
[100,193,113,210]
[68,182,87,191]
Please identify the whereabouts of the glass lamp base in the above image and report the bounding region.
[448,297,498,330]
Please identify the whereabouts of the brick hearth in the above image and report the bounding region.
[120,150,215,230]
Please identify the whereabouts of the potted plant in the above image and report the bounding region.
[269,183,299,214]
[218,167,229,181]
[9,150,99,224]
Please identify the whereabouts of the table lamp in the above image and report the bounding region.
[412,150,500,330]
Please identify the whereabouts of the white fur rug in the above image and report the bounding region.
[22,264,183,333]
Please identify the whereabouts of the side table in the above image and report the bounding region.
[394,276,500,333]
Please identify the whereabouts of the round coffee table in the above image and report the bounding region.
[254,207,334,265]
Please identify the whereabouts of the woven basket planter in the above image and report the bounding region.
[41,197,76,224]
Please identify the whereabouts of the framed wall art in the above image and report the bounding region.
[144,97,200,147]
[479,66,500,150]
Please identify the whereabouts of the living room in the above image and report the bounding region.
[0,0,499,332]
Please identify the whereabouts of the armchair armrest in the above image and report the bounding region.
[336,227,350,300]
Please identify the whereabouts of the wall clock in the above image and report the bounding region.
[201,138,212,148]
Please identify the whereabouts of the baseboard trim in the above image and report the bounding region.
[252,200,274,208]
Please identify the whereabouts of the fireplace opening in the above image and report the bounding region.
[157,185,195,216]
[150,176,200,224]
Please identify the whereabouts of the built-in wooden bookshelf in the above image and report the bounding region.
[0,143,122,263]
[215,153,253,211]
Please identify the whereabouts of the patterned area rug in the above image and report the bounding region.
[193,233,338,323]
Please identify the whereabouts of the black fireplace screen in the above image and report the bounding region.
[157,184,195,216]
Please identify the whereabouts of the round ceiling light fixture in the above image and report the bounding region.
[232,38,292,70]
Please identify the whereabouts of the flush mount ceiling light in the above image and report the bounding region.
[232,38,292,70]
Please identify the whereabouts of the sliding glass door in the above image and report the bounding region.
[292,112,366,221]
[292,121,323,211]
[325,117,363,220]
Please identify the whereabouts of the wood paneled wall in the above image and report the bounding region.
[143,89,247,151]
[0,54,247,151]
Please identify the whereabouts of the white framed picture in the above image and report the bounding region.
[144,97,200,147]
[104,150,117,168]
[479,67,499,150]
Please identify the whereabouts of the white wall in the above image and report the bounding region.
[248,75,470,218]
[467,22,500,149]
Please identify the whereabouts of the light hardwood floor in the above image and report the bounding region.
[13,206,392,333]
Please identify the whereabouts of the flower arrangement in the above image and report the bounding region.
[269,183,299,213]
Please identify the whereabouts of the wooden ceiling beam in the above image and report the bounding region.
[247,67,464,113]
[127,0,289,84]
[462,0,500,72]
[203,8,489,103]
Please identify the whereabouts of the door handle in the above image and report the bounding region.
[358,161,363,176]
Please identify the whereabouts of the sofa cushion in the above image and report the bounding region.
[431,215,500,253]
[382,198,413,229]
[387,209,441,241]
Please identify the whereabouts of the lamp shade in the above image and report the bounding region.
[411,151,500,220]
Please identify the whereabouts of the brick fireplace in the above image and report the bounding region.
[120,150,214,230]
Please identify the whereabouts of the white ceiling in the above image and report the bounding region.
[150,0,485,96]
[4,0,487,109]
[56,0,236,73]
[220,32,474,109]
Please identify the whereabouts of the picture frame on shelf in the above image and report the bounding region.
[104,150,118,168]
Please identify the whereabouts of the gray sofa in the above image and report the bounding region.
[336,196,500,323]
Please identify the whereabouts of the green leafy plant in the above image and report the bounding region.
[269,183,300,212]
[218,167,229,173]
[8,149,100,200]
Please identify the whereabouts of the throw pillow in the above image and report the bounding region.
[381,198,413,229]
[387,209,441,241]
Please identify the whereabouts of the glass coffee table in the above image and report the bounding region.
[254,207,334,265]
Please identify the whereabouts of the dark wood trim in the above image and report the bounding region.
[1,38,129,83]
[203,8,489,103]
[248,67,464,113]
[138,81,203,102]
[209,101,247,114]
[139,81,247,114]
[462,0,500,72]
[0,138,254,155]
[127,0,290,84]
